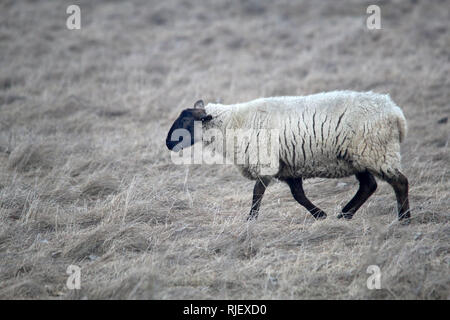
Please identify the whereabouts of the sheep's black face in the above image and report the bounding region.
[166,100,212,152]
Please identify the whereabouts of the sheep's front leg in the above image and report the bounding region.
[338,171,377,220]
[285,177,327,220]
[247,177,272,220]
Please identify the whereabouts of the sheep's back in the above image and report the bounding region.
[214,91,405,179]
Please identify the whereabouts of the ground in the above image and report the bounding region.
[0,0,449,299]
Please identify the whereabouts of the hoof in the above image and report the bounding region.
[399,218,411,225]
[247,211,258,221]
[398,211,411,221]
[398,212,411,225]
[314,211,327,220]
[398,210,411,225]
[337,212,353,220]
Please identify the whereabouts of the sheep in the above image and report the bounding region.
[166,91,411,222]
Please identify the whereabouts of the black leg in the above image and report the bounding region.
[338,171,377,220]
[384,171,410,222]
[247,177,271,220]
[285,177,327,220]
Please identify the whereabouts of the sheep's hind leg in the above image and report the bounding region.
[338,171,377,220]
[247,177,272,220]
[383,170,411,222]
[285,177,327,220]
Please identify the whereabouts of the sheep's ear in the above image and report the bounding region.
[194,100,204,109]
[201,114,213,122]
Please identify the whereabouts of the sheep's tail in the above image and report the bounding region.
[387,95,407,143]
[389,103,407,143]
[397,114,407,143]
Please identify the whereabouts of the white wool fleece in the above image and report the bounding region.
[203,91,407,180]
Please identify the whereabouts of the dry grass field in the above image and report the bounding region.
[0,0,449,299]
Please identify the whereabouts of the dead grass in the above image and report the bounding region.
[0,0,449,299]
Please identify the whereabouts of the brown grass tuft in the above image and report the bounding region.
[81,174,120,199]
[8,142,59,172]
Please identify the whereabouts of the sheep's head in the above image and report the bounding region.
[166,100,213,152]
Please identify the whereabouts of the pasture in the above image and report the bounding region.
[0,0,448,299]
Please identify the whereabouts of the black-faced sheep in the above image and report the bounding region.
[166,91,411,222]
